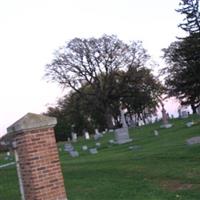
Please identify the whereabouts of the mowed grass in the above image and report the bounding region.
[0,115,200,200]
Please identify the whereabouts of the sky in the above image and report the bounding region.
[0,0,186,136]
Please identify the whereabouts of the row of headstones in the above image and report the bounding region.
[63,142,103,157]
[70,128,114,142]
[178,106,200,119]
[63,136,134,158]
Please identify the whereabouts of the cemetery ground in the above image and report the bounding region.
[0,115,200,200]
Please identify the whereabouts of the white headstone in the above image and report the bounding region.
[95,129,100,135]
[114,127,132,144]
[186,121,194,127]
[186,136,200,145]
[89,148,98,154]
[96,142,101,147]
[109,139,114,144]
[82,145,88,151]
[84,131,90,140]
[154,130,159,136]
[94,129,103,140]
[72,132,77,142]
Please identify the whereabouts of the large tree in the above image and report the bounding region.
[162,33,200,113]
[162,0,200,113]
[45,35,153,128]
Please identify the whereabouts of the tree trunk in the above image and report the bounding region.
[191,104,197,114]
[105,108,114,129]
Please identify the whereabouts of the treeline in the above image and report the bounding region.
[44,0,200,141]
[44,35,163,141]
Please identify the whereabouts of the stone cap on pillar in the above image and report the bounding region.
[7,113,57,134]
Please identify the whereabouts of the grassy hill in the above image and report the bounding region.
[1,115,200,200]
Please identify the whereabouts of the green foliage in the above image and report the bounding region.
[176,0,200,34]
[45,35,163,131]
[162,0,200,112]
[162,33,200,112]
[46,67,162,139]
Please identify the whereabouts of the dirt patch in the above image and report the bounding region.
[159,180,196,192]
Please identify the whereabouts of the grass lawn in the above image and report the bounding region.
[1,115,200,199]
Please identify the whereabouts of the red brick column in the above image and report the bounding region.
[7,113,67,200]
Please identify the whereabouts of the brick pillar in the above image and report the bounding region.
[7,113,67,200]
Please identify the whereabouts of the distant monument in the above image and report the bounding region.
[160,104,172,128]
[114,103,132,144]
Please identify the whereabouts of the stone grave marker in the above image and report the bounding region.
[69,150,79,157]
[82,145,88,151]
[84,131,90,140]
[160,104,172,128]
[64,143,74,152]
[114,104,132,144]
[89,148,98,154]
[129,145,141,151]
[154,130,159,136]
[108,139,114,144]
[186,121,194,127]
[96,142,101,147]
[94,129,103,140]
[72,132,77,142]
[4,151,12,161]
[186,136,200,145]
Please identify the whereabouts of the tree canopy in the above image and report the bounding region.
[162,0,200,113]
[45,35,163,139]
[162,33,200,112]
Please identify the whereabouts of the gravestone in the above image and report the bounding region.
[96,142,101,147]
[82,145,88,151]
[186,121,194,127]
[129,145,141,151]
[186,136,200,145]
[89,148,98,154]
[108,139,114,144]
[72,132,77,142]
[84,131,90,140]
[114,104,132,144]
[160,104,172,128]
[69,150,79,157]
[154,130,159,136]
[4,151,12,161]
[94,129,103,140]
[64,143,74,152]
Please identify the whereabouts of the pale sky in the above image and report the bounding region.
[0,0,185,136]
